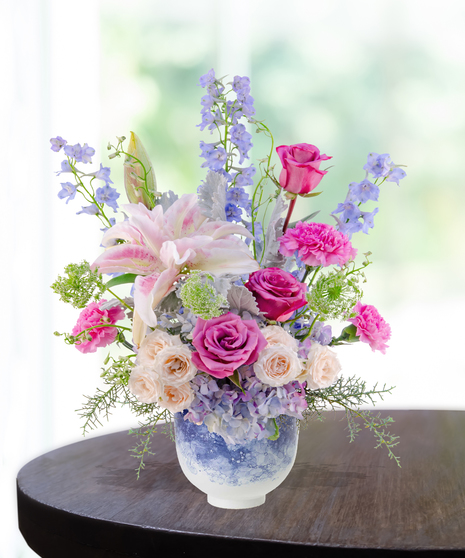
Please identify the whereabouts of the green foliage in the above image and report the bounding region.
[306,254,372,321]
[51,261,105,309]
[78,354,174,478]
[179,271,228,319]
[303,375,400,466]
[129,412,173,479]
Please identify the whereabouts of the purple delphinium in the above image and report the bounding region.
[95,185,120,212]
[57,182,77,204]
[50,136,67,152]
[64,143,95,164]
[77,204,100,216]
[364,152,407,184]
[56,160,73,175]
[90,163,113,185]
[225,202,242,222]
[348,179,379,204]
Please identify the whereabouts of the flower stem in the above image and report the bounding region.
[107,288,133,311]
[282,197,296,233]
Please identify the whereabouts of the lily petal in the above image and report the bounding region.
[134,267,180,328]
[91,244,159,275]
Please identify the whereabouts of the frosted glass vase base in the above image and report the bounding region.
[174,413,299,510]
[207,495,266,509]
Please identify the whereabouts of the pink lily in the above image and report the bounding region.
[91,194,258,345]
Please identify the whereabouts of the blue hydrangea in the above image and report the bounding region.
[185,366,307,444]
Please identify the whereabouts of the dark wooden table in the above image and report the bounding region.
[17,410,465,557]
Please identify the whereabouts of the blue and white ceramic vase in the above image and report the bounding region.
[174,413,299,509]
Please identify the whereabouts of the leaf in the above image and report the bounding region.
[260,194,287,268]
[159,190,179,213]
[197,171,227,221]
[227,285,261,316]
[268,418,280,441]
[300,191,322,199]
[229,370,245,393]
[288,210,320,228]
[105,273,138,289]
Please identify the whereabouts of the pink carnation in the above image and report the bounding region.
[71,300,125,353]
[348,301,391,354]
[279,221,357,267]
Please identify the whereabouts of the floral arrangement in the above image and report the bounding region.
[51,69,405,475]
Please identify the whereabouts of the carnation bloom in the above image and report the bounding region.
[348,301,391,354]
[71,300,125,353]
[279,221,357,267]
[91,194,258,346]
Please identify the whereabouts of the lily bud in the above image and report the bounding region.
[124,131,157,208]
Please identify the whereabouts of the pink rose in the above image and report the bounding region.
[244,268,307,321]
[71,300,125,353]
[348,301,391,354]
[276,143,332,195]
[191,312,268,379]
[279,221,357,267]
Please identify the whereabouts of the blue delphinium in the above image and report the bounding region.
[50,136,67,152]
[77,204,100,216]
[332,152,406,238]
[364,152,407,184]
[52,137,120,229]
[90,163,114,185]
[57,182,77,204]
[95,184,120,212]
[197,69,257,227]
[64,143,95,164]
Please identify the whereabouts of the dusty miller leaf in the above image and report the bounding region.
[227,285,261,316]
[159,190,179,213]
[197,171,227,221]
[261,194,287,268]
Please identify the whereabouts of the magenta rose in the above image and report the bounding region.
[72,300,125,353]
[191,312,268,379]
[348,301,391,354]
[245,268,307,322]
[276,143,332,195]
[279,221,357,267]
